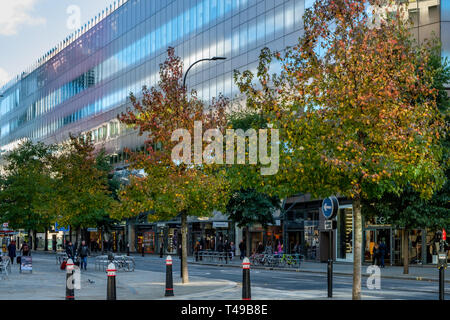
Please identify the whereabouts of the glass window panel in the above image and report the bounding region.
[211,0,218,20]
[266,9,275,42]
[239,23,248,53]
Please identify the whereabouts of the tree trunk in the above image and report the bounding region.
[181,211,189,284]
[352,196,362,300]
[402,229,409,274]
[44,228,48,251]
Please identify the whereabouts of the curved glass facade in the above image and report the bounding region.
[0,0,306,162]
[0,0,445,165]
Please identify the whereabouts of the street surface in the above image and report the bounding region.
[0,252,448,300]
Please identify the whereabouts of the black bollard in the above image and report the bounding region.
[439,266,445,300]
[127,243,130,256]
[165,255,174,297]
[242,257,251,300]
[106,262,117,300]
[142,243,145,257]
[65,259,75,300]
[328,230,333,298]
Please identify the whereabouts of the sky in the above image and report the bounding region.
[0,0,113,87]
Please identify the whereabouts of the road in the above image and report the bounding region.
[132,255,449,300]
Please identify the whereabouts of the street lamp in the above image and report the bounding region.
[182,57,227,90]
[179,56,226,280]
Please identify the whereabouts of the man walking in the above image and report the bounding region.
[7,241,16,264]
[78,240,90,271]
[379,239,387,268]
[66,241,75,260]
[239,240,245,260]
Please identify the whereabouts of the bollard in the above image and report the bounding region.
[165,255,174,297]
[106,262,117,300]
[65,259,75,300]
[127,243,130,256]
[242,257,251,300]
[142,243,145,257]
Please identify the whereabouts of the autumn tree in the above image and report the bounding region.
[362,43,450,274]
[224,110,281,255]
[235,0,446,299]
[115,47,229,283]
[51,134,116,242]
[0,141,57,247]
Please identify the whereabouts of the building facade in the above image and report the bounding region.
[0,0,447,259]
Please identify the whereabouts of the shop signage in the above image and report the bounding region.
[322,196,339,220]
[55,222,70,232]
[213,222,229,228]
[324,220,337,230]
[157,223,166,227]
[20,256,32,273]
[87,228,98,232]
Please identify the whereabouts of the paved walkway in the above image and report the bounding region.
[0,253,235,300]
[188,255,449,283]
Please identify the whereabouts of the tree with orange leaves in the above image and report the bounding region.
[235,0,446,299]
[115,48,229,284]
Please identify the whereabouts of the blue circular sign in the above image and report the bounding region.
[322,196,339,220]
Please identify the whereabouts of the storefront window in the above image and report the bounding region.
[337,207,353,261]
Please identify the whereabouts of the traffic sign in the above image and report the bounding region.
[322,196,339,220]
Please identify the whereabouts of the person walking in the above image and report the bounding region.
[230,242,235,260]
[159,242,164,258]
[7,241,16,264]
[372,243,379,266]
[194,241,200,262]
[379,239,387,268]
[217,240,224,261]
[78,240,90,271]
[20,242,30,256]
[65,241,75,260]
[239,240,245,260]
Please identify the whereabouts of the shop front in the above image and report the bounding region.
[136,225,156,254]
[336,205,354,262]
[363,216,394,265]
[283,197,321,260]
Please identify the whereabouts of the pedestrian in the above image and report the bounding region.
[379,239,387,268]
[372,243,379,266]
[217,240,224,261]
[7,241,16,264]
[230,242,235,260]
[265,241,273,254]
[276,241,283,254]
[224,240,231,261]
[256,242,264,254]
[194,241,200,261]
[20,242,31,256]
[239,240,245,260]
[78,240,90,271]
[65,241,75,260]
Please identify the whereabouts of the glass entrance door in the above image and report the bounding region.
[364,228,392,265]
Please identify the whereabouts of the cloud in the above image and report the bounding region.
[0,68,10,87]
[0,0,46,36]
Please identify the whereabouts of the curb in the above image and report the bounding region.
[190,261,450,284]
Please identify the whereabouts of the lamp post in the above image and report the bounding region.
[183,57,227,90]
[179,56,226,281]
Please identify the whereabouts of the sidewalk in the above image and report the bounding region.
[189,256,450,283]
[0,253,236,300]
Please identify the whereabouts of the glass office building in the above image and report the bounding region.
[0,0,307,162]
[0,0,447,255]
